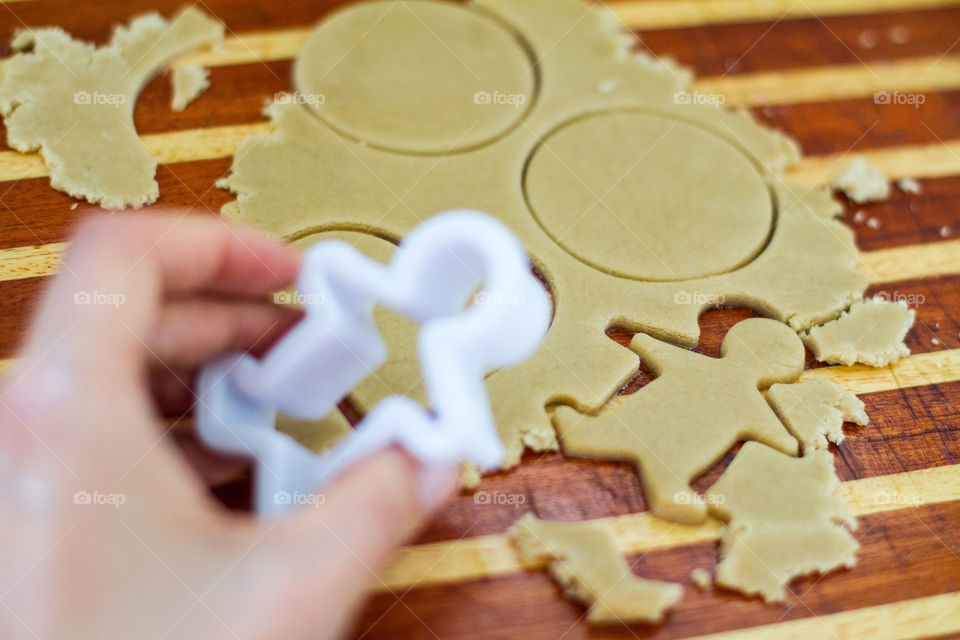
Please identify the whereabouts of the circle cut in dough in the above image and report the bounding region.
[294,0,535,154]
[525,111,774,282]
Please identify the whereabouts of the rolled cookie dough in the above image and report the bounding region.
[830,158,890,203]
[220,0,868,474]
[554,318,803,525]
[802,297,915,366]
[294,0,535,154]
[766,377,868,454]
[171,63,211,111]
[0,8,224,208]
[706,442,859,603]
[508,513,682,624]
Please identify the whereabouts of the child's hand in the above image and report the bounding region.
[0,212,456,639]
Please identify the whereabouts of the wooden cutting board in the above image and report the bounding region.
[1,0,959,638]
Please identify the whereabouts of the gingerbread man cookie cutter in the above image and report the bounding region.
[196,210,551,515]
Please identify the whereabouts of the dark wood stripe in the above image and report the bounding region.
[640,7,960,76]
[357,501,960,639]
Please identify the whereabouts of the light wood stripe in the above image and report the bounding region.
[787,141,960,187]
[697,55,960,107]
[0,123,270,182]
[0,56,956,183]
[862,239,960,284]
[685,592,960,640]
[163,0,960,69]
[3,235,959,288]
[175,27,313,69]
[0,242,67,281]
[805,348,960,394]
[376,463,960,591]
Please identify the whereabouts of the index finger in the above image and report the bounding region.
[20,211,300,371]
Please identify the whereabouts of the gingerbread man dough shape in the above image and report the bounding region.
[553,318,804,525]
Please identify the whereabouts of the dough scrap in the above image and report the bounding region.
[897,177,922,195]
[802,297,915,366]
[0,8,224,208]
[690,568,711,590]
[707,443,859,603]
[554,318,804,525]
[170,63,211,111]
[830,158,891,203]
[766,377,868,454]
[219,0,869,472]
[508,513,682,624]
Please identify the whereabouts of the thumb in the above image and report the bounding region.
[261,449,458,634]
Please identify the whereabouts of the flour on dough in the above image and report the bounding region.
[803,298,915,366]
[0,8,224,208]
[508,514,682,624]
[830,159,890,203]
[554,318,803,525]
[707,443,858,603]
[219,0,871,474]
[767,377,868,453]
[171,63,211,111]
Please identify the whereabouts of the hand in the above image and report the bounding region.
[0,212,457,640]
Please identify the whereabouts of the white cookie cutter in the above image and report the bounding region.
[196,210,551,516]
